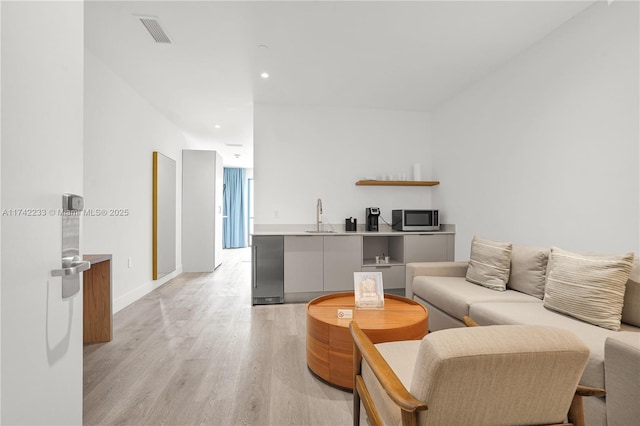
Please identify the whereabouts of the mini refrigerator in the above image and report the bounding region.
[251,235,284,305]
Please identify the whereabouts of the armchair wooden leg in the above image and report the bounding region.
[355,376,383,426]
[568,394,585,426]
[353,391,361,426]
[353,383,361,426]
[567,385,605,426]
[353,336,382,426]
[353,337,362,426]
[400,409,418,426]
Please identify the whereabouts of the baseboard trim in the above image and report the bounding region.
[113,265,183,314]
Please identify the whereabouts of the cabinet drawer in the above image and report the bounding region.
[361,265,404,290]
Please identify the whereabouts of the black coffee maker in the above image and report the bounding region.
[365,207,380,231]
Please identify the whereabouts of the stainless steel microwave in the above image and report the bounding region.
[392,209,439,231]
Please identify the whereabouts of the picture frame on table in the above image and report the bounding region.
[354,271,384,309]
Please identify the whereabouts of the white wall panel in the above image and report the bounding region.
[254,104,432,229]
[432,1,639,258]
[84,51,187,312]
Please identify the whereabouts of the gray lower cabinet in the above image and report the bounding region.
[323,235,362,292]
[278,231,455,302]
[284,236,324,294]
[251,235,284,305]
[404,234,454,263]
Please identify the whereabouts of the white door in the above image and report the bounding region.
[1,2,84,424]
[214,152,223,268]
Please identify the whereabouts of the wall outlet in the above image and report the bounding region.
[274,210,279,218]
[128,257,133,268]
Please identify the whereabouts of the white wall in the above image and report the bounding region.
[432,0,639,259]
[84,51,188,313]
[182,150,223,271]
[254,104,432,229]
[1,2,84,423]
[0,1,3,419]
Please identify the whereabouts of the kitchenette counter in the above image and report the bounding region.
[251,223,455,236]
[251,230,455,236]
[250,224,456,304]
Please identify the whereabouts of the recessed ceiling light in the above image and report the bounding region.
[260,72,269,79]
[214,124,221,129]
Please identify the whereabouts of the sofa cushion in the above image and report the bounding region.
[622,258,640,327]
[466,236,512,291]
[604,332,640,426]
[412,276,539,320]
[468,301,640,389]
[543,247,634,331]
[362,340,421,426]
[508,244,549,300]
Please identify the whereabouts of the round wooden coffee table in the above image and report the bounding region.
[306,292,428,390]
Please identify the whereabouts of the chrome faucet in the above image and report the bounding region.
[316,198,323,231]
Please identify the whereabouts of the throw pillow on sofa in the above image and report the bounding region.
[544,247,635,331]
[621,258,640,327]
[508,244,549,300]
[466,236,512,291]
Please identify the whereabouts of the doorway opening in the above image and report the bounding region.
[222,168,253,249]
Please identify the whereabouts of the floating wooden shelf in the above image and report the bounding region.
[355,180,440,187]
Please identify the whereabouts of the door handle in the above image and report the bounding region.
[51,256,91,277]
[252,245,258,288]
[51,193,90,298]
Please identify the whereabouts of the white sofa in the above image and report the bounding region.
[406,243,640,426]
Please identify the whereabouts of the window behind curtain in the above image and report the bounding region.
[223,167,247,248]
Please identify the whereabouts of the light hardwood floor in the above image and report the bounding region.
[83,248,353,426]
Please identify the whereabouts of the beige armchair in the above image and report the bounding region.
[350,321,605,426]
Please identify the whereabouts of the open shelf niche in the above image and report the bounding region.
[362,235,404,266]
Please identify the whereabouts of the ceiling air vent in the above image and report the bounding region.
[137,16,172,44]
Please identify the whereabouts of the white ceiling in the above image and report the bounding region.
[85,0,595,168]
